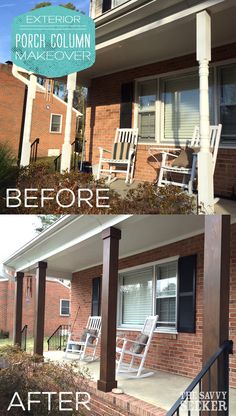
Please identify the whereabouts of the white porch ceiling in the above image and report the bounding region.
[79,0,236,84]
[4,215,205,279]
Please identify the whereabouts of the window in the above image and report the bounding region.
[156,262,178,329]
[119,267,153,326]
[219,65,236,142]
[118,256,196,333]
[135,62,236,146]
[161,74,199,143]
[50,114,62,133]
[137,79,157,142]
[60,299,70,316]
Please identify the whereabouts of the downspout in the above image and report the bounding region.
[12,65,37,167]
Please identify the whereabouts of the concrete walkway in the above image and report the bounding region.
[44,351,236,413]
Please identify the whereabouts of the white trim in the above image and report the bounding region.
[50,113,63,134]
[116,326,178,335]
[96,0,224,51]
[60,299,70,316]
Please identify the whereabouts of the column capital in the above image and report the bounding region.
[15,271,24,281]
[102,227,121,241]
[37,261,47,269]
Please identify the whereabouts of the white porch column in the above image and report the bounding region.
[60,72,77,173]
[20,74,37,166]
[196,11,214,214]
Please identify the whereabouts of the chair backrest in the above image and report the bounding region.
[190,124,222,172]
[86,316,102,335]
[142,315,158,347]
[114,128,139,145]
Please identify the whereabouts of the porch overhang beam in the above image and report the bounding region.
[97,227,121,392]
[13,271,24,347]
[34,261,47,356]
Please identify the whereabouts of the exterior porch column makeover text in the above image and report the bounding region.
[13,271,24,346]
[34,261,47,356]
[203,215,231,411]
[97,227,121,392]
[196,11,214,213]
[60,72,77,172]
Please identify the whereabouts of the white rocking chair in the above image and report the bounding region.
[116,315,158,378]
[96,128,138,184]
[157,124,222,194]
[64,316,101,362]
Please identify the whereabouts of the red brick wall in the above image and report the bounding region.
[71,224,236,387]
[0,280,8,332]
[85,43,236,197]
[1,278,70,337]
[0,63,77,159]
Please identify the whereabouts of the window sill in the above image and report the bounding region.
[117,327,178,335]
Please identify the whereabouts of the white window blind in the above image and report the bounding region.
[219,65,236,142]
[120,267,153,326]
[156,262,177,328]
[137,79,156,142]
[162,74,199,141]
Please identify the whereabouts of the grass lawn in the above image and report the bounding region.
[0,337,48,353]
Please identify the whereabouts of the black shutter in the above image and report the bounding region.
[102,0,112,12]
[120,82,134,128]
[91,277,101,316]
[177,254,197,333]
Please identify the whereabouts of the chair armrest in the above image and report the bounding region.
[98,147,112,156]
[160,151,178,158]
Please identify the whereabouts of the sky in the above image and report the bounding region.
[0,0,90,62]
[0,215,41,276]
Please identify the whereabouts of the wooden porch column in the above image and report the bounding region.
[13,271,24,346]
[97,227,121,392]
[34,261,47,356]
[203,215,231,411]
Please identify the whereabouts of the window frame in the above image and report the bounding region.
[60,299,70,316]
[50,113,63,134]
[117,256,179,333]
[134,59,236,148]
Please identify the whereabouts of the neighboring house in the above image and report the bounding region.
[0,62,80,160]
[0,274,70,337]
[79,0,236,198]
[2,215,234,413]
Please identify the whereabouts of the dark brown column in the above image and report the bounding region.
[203,215,231,413]
[13,272,24,346]
[97,227,121,392]
[34,261,47,356]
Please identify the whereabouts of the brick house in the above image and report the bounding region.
[0,274,70,337]
[0,62,80,161]
[2,214,234,413]
[78,0,236,200]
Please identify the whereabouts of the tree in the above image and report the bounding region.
[36,215,63,233]
[32,2,79,11]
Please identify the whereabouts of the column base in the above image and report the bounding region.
[20,142,31,167]
[97,380,117,392]
[60,142,72,173]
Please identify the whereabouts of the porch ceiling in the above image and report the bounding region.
[79,0,236,84]
[4,215,205,279]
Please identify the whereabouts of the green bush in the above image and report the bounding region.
[0,345,90,415]
[0,330,9,339]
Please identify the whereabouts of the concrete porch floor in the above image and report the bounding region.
[44,351,236,413]
[109,179,236,214]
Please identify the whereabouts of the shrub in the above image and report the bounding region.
[0,143,19,213]
[3,162,195,214]
[0,330,9,339]
[0,345,90,415]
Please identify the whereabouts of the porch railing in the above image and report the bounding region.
[54,153,62,172]
[30,137,40,163]
[167,340,233,416]
[47,325,70,351]
[71,139,83,171]
[21,325,28,351]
